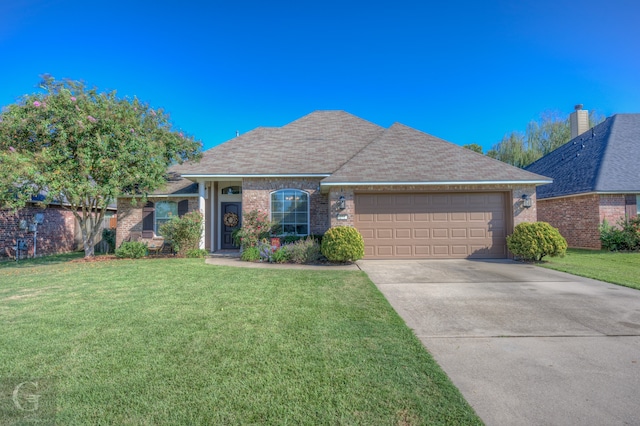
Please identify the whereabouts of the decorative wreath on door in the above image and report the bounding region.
[223,212,239,228]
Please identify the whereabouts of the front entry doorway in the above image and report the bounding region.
[221,202,241,249]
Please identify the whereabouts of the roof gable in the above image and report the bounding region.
[323,123,549,184]
[525,114,640,198]
[175,111,385,176]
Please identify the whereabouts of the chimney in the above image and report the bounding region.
[570,104,589,138]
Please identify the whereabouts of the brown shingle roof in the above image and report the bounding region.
[175,111,386,176]
[323,123,550,184]
[158,111,549,195]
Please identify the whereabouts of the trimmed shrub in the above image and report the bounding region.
[186,249,209,258]
[159,211,203,256]
[240,246,260,262]
[115,241,148,259]
[321,226,365,263]
[506,222,567,261]
[285,237,322,264]
[600,218,640,251]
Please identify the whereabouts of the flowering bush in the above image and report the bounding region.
[233,210,273,249]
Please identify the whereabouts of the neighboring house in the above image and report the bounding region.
[525,107,640,249]
[117,111,550,259]
[0,197,117,259]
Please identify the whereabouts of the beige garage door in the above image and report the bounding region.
[354,193,507,259]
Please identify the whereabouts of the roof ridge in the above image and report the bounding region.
[592,115,617,191]
[329,121,389,175]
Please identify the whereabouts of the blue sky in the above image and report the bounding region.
[1,0,638,152]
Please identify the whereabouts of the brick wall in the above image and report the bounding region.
[599,194,627,225]
[242,178,329,234]
[116,197,199,247]
[0,206,77,259]
[537,194,601,249]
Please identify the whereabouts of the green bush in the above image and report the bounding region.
[159,211,203,256]
[506,222,567,261]
[285,237,322,264]
[102,228,116,254]
[240,246,260,262]
[185,249,209,258]
[270,247,290,263]
[600,218,640,251]
[115,241,148,259]
[321,226,365,263]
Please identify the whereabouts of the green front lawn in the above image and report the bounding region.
[540,248,640,290]
[0,257,480,425]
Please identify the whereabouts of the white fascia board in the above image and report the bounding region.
[320,180,553,187]
[180,174,331,179]
[118,193,200,198]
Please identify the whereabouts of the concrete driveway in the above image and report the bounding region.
[357,259,640,426]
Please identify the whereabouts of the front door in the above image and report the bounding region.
[221,202,241,249]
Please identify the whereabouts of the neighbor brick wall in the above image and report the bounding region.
[242,178,329,234]
[599,194,627,225]
[116,197,199,247]
[0,206,77,259]
[537,194,601,249]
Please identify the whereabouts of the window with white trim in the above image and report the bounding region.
[271,190,309,236]
[155,201,178,235]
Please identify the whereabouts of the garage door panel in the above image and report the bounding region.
[396,213,411,222]
[470,228,487,238]
[451,245,469,255]
[414,245,430,255]
[414,213,430,221]
[377,246,394,256]
[376,229,393,239]
[396,246,413,256]
[450,212,467,221]
[396,228,412,239]
[358,213,375,222]
[433,245,450,255]
[432,228,449,238]
[355,193,507,259]
[451,229,467,238]
[432,212,449,221]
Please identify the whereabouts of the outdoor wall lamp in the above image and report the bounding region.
[521,194,532,208]
[338,195,346,210]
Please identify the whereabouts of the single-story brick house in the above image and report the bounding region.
[117,111,550,259]
[525,108,640,249]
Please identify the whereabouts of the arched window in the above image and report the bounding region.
[155,201,178,235]
[271,189,309,236]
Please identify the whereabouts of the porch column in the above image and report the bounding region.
[198,181,206,250]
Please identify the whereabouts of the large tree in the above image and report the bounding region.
[487,110,604,168]
[0,76,202,257]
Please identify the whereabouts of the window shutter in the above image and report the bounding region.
[142,202,155,231]
[178,200,189,217]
